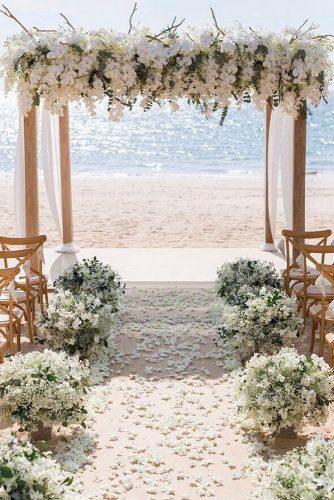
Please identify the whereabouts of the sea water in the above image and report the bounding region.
[0,93,333,176]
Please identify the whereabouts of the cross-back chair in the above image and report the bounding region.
[281,229,332,296]
[298,244,334,332]
[0,248,37,343]
[0,267,23,362]
[0,235,48,312]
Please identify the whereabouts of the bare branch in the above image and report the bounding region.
[210,7,225,37]
[146,34,169,47]
[0,4,32,36]
[289,19,308,43]
[60,12,75,31]
[33,27,59,33]
[313,34,334,40]
[128,2,138,35]
[156,17,185,38]
[249,26,259,37]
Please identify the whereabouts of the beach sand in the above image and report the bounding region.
[1,173,333,247]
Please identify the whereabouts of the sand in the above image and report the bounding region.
[1,287,334,499]
[1,173,334,248]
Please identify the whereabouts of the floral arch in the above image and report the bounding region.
[1,6,333,251]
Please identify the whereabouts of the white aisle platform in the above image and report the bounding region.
[44,248,285,285]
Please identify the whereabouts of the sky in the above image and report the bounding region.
[0,0,333,43]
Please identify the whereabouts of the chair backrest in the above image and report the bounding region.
[0,235,46,272]
[282,229,332,266]
[0,248,35,270]
[0,267,20,293]
[301,244,334,268]
[317,264,334,287]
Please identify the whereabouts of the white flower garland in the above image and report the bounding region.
[1,23,332,119]
[236,348,334,436]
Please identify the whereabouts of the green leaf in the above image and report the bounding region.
[62,476,74,486]
[46,374,56,382]
[0,466,13,479]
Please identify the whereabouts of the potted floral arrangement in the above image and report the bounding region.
[54,257,124,311]
[37,290,105,359]
[0,434,77,497]
[260,437,334,498]
[0,350,90,441]
[216,289,302,362]
[236,348,334,438]
[216,258,282,307]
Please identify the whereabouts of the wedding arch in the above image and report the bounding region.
[1,6,333,251]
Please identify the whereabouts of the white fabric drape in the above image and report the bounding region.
[14,113,26,237]
[267,109,282,242]
[41,108,63,239]
[267,107,295,249]
[280,113,294,229]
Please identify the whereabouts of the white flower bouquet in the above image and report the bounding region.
[37,290,104,359]
[216,288,302,361]
[261,437,334,499]
[54,257,124,312]
[0,350,90,433]
[236,348,334,436]
[0,434,77,499]
[216,258,282,306]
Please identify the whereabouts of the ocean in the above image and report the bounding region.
[0,93,333,176]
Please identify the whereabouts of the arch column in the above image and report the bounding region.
[56,104,79,253]
[24,106,39,238]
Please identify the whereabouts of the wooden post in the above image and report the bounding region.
[24,106,39,237]
[59,105,74,246]
[262,101,275,251]
[293,114,306,233]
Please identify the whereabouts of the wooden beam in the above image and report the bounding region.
[293,114,306,234]
[292,112,307,261]
[264,101,274,246]
[59,105,73,245]
[24,106,39,237]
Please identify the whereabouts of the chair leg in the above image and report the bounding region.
[310,319,316,353]
[319,323,325,357]
[16,322,21,352]
[26,299,34,344]
[0,346,3,364]
[44,283,49,307]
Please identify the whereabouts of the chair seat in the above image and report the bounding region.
[295,283,334,298]
[0,290,29,303]
[325,332,334,346]
[16,273,48,285]
[0,309,24,325]
[309,303,334,322]
[289,267,319,280]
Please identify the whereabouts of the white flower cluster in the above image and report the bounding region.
[216,288,302,361]
[37,289,102,359]
[1,24,332,119]
[260,436,334,499]
[0,434,78,499]
[54,256,124,313]
[0,350,90,431]
[216,258,282,307]
[237,347,334,436]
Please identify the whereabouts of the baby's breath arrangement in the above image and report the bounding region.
[216,258,282,307]
[237,348,334,436]
[216,288,302,362]
[37,290,103,359]
[0,350,90,432]
[260,437,334,499]
[0,434,77,499]
[54,257,124,312]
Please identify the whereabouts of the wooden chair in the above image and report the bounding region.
[0,248,37,343]
[299,245,334,334]
[307,264,334,361]
[0,235,48,313]
[281,229,332,296]
[0,267,23,362]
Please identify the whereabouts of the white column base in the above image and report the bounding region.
[260,242,278,252]
[55,242,80,254]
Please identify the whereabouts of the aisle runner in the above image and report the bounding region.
[58,289,258,499]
